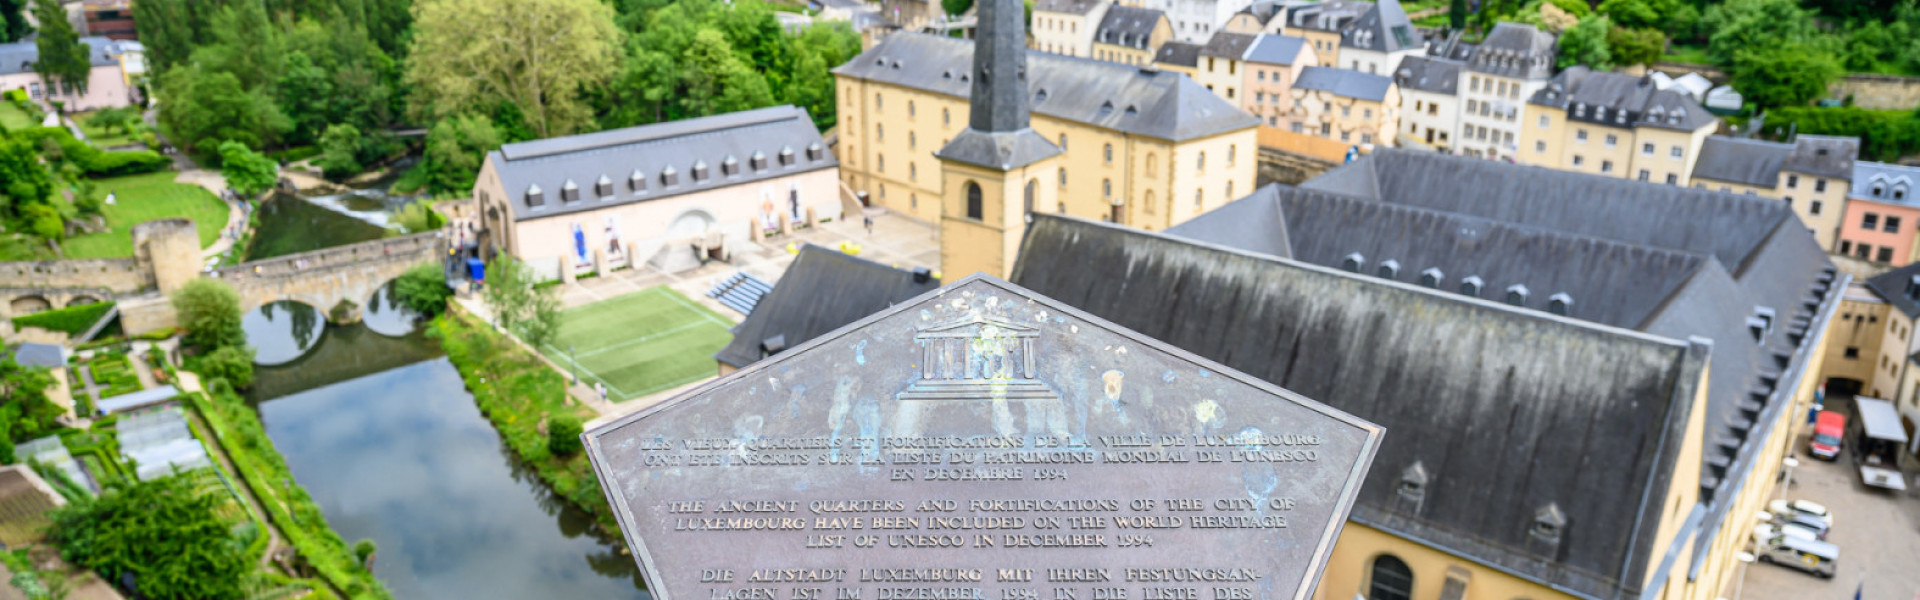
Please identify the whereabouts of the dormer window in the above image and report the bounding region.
[807,142,824,161]
[1548,292,1572,316]
[1908,275,1920,300]
[525,183,545,207]
[629,169,646,192]
[661,165,679,187]
[1342,252,1366,273]
[722,155,740,177]
[692,160,709,182]
[1531,503,1566,542]
[751,151,768,171]
[1376,259,1400,280]
[1397,462,1429,499]
[780,146,796,166]
[594,175,613,197]
[1418,268,1444,288]
[1460,276,1484,297]
[1505,284,1530,307]
[560,179,580,203]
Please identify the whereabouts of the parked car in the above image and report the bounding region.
[1756,535,1838,578]
[1769,499,1834,529]
[1751,522,1820,545]
[1809,411,1845,460]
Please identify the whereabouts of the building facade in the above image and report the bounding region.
[471,106,841,281]
[1152,40,1202,76]
[1285,65,1398,148]
[1335,0,1418,75]
[1090,5,1170,65]
[1220,0,1292,34]
[1691,135,1859,250]
[1819,265,1920,454]
[81,0,136,40]
[1283,1,1368,68]
[0,37,136,112]
[1837,161,1920,265]
[832,32,1260,236]
[1520,67,1719,186]
[1117,0,1257,43]
[1195,31,1255,102]
[1392,55,1460,150]
[1031,0,1108,56]
[1455,23,1555,160]
[1240,34,1315,128]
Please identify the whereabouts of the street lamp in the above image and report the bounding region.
[1782,457,1800,493]
[1728,551,1758,600]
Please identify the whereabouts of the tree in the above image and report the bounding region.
[84,106,141,135]
[548,414,583,456]
[407,0,622,138]
[192,345,256,389]
[0,0,29,43]
[393,263,453,316]
[421,114,502,195]
[1729,43,1843,108]
[942,0,971,16]
[30,0,91,97]
[0,137,57,234]
[1450,0,1467,29]
[172,278,246,351]
[353,539,378,568]
[219,141,278,197]
[482,255,561,347]
[1702,0,1819,67]
[316,123,365,178]
[1607,26,1667,67]
[46,474,252,600]
[0,350,60,444]
[1556,15,1613,70]
[154,65,292,159]
[680,29,775,119]
[190,0,283,91]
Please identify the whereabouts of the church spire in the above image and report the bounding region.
[968,0,1030,133]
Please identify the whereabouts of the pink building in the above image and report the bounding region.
[0,37,136,113]
[1239,34,1317,128]
[1838,162,1920,266]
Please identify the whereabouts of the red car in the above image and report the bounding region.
[1808,410,1844,460]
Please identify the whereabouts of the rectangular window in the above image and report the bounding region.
[1535,140,1546,153]
[1858,244,1873,259]
[1887,216,1902,233]
[1467,99,1477,113]
[1642,142,1655,155]
[1470,76,1479,92]
[1666,173,1678,185]
[1256,92,1264,103]
[1865,213,1880,229]
[1340,106,1350,117]
[1811,200,1822,215]
[1573,155,1584,167]
[1816,179,1827,193]
[1363,109,1372,119]
[1498,81,1508,96]
[1787,174,1799,188]
[1604,134,1617,148]
[1638,169,1650,181]
[1291,122,1303,133]
[1576,129,1587,142]
[1846,346,1860,359]
[1361,133,1372,144]
[1601,160,1613,173]
[1841,240,1854,254]
[1538,115,1549,128]
[1671,146,1683,159]
[1880,246,1895,263]
[1258,71,1266,82]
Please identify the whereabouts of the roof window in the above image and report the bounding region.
[722,155,740,177]
[661,165,679,187]
[1505,284,1529,307]
[751,151,768,171]
[525,183,545,207]
[629,169,646,192]
[692,160,709,182]
[807,142,825,161]
[594,175,613,198]
[1376,259,1400,280]
[1418,268,1444,288]
[1547,292,1572,316]
[561,179,580,203]
[1460,276,1484,297]
[780,145,796,166]
[1341,252,1366,273]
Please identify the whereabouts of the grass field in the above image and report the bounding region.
[538,286,735,402]
[0,101,38,131]
[63,171,229,259]
[71,110,137,147]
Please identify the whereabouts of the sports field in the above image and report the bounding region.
[538,286,734,402]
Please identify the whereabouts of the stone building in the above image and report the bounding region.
[831,31,1260,265]
[1090,5,1170,65]
[1285,65,1398,148]
[1834,161,1920,265]
[0,36,137,112]
[470,105,840,281]
[1520,67,1720,187]
[1030,0,1108,57]
[1117,0,1260,43]
[1391,54,1460,150]
[1454,22,1556,160]
[1013,148,1842,600]
[1690,135,1859,251]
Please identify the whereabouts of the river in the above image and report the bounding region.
[240,292,649,599]
[244,165,418,261]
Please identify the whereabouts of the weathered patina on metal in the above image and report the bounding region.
[586,275,1382,600]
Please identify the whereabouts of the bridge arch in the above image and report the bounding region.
[9,295,51,315]
[67,295,101,307]
[222,232,445,322]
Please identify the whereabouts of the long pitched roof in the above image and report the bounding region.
[0,36,123,76]
[1198,31,1257,59]
[1693,135,1859,188]
[1392,54,1461,94]
[1014,215,1705,600]
[1465,22,1554,79]
[1033,0,1102,15]
[486,105,835,222]
[835,33,1259,141]
[714,246,941,368]
[1154,41,1203,67]
[1339,0,1416,53]
[1865,262,1920,320]
[1529,67,1718,132]
[1242,34,1309,66]
[1293,66,1393,102]
[1853,161,1920,206]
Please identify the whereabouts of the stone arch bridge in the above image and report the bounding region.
[215,232,446,319]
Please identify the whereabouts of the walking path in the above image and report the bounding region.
[173,169,247,260]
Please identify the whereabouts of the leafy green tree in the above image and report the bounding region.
[30,0,92,97]
[154,65,292,159]
[130,0,201,71]
[1556,15,1613,70]
[218,140,278,197]
[192,345,257,389]
[0,137,57,233]
[353,539,378,567]
[407,0,622,138]
[421,114,502,195]
[1728,42,1843,108]
[1701,0,1819,67]
[317,123,365,178]
[190,0,283,90]
[942,0,971,16]
[393,263,452,316]
[391,200,443,233]
[482,255,561,347]
[681,28,775,119]
[172,278,246,351]
[84,106,142,135]
[0,349,60,443]
[0,0,29,43]
[46,473,252,600]
[1607,26,1667,67]
[1450,0,1467,29]
[548,414,583,456]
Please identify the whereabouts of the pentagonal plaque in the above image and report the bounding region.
[586,275,1382,600]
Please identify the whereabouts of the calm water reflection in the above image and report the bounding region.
[248,326,648,599]
[362,282,421,337]
[243,300,325,366]
[246,193,388,261]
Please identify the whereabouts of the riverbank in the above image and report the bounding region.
[429,310,621,534]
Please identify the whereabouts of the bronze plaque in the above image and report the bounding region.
[586,275,1382,600]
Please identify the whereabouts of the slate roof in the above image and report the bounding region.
[1242,34,1309,66]
[8,343,63,369]
[835,33,1260,141]
[1154,41,1203,67]
[1198,31,1257,59]
[713,245,941,368]
[1864,262,1920,320]
[1339,0,1417,53]
[1693,135,1860,188]
[934,128,1064,170]
[1293,66,1393,102]
[0,37,123,76]
[1529,67,1718,132]
[1464,22,1554,79]
[486,105,835,222]
[1033,0,1102,15]
[1286,0,1369,32]
[1022,148,1843,600]
[1853,161,1920,206]
[1095,5,1164,49]
[1014,215,1708,600]
[1392,55,1461,94]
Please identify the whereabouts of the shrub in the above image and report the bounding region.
[1765,106,1920,162]
[9,301,115,336]
[46,473,252,600]
[171,279,245,351]
[393,264,452,316]
[191,345,256,389]
[548,414,583,457]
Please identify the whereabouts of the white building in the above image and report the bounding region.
[1335,0,1421,76]
[1122,0,1260,44]
[1392,54,1462,151]
[1453,22,1555,160]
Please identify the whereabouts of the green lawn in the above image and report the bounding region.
[1661,44,1712,66]
[537,286,735,402]
[0,101,38,131]
[71,110,136,147]
[62,171,228,259]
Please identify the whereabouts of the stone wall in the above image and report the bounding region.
[1258,147,1338,187]
[1651,62,1920,111]
[222,231,445,314]
[0,259,150,294]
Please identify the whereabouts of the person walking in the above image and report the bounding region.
[595,381,607,403]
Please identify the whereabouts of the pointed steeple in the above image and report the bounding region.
[935,0,1060,171]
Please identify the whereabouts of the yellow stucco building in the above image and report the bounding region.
[1818,264,1920,454]
[1520,67,1720,186]
[832,31,1260,268]
[1031,0,1108,57]
[1090,5,1171,65]
[1690,135,1860,251]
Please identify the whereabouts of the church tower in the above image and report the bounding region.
[934,0,1062,279]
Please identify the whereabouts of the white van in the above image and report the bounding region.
[1757,535,1838,578]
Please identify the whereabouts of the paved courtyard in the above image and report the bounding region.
[1741,423,1920,600]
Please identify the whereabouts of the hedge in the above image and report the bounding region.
[5,126,169,176]
[9,301,114,336]
[1764,107,1920,163]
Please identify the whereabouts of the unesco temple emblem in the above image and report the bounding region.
[901,317,1059,402]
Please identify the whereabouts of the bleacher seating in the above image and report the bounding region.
[707,272,774,316]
